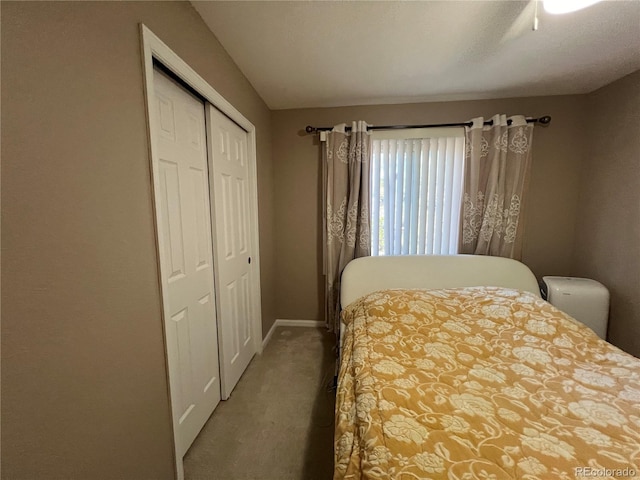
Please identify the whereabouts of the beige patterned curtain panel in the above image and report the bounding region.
[459,115,534,259]
[323,121,371,333]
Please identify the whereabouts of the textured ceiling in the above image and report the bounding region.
[192,1,640,110]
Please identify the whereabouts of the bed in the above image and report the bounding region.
[335,255,640,480]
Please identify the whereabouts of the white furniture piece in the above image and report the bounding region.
[341,254,540,307]
[340,254,541,337]
[542,276,609,339]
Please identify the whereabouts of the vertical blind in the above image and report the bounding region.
[370,130,465,256]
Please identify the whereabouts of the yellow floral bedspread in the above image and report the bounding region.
[335,287,640,480]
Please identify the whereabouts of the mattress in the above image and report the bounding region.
[334,287,640,480]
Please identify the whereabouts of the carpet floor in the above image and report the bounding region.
[184,326,336,480]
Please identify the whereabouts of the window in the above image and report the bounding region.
[370,128,465,256]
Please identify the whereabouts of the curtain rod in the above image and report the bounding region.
[305,115,551,134]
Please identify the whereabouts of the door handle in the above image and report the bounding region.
[248,257,251,264]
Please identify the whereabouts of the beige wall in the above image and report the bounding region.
[272,96,587,321]
[572,70,640,357]
[1,1,275,478]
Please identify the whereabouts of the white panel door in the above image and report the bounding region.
[207,105,257,399]
[152,68,221,457]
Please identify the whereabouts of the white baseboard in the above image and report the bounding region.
[261,320,279,350]
[275,319,325,328]
[261,318,325,350]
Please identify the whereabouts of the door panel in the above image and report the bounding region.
[153,67,221,457]
[207,105,256,399]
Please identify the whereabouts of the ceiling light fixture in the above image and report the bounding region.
[543,0,602,14]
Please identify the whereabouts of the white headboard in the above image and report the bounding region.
[340,255,540,309]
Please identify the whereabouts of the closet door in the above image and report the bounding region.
[207,105,257,399]
[152,67,221,457]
